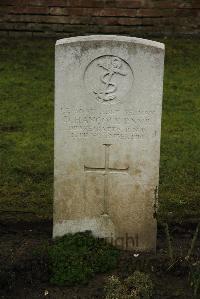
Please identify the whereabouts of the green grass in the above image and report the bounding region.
[0,37,199,222]
[0,38,54,219]
[159,37,200,222]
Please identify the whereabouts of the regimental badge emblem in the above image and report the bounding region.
[84,55,134,104]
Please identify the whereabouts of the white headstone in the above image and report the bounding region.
[53,35,165,251]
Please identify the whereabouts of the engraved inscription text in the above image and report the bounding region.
[61,106,156,140]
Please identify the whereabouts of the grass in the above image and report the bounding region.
[159,37,200,222]
[0,37,199,222]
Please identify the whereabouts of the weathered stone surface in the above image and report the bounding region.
[53,35,165,251]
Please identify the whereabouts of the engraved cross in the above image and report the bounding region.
[84,144,129,216]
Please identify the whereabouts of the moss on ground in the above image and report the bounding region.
[0,37,199,222]
[48,231,119,286]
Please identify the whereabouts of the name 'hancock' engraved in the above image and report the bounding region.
[84,144,129,215]
[84,55,134,104]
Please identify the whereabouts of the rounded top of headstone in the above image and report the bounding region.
[56,35,165,50]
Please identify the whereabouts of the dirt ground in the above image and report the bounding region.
[0,215,199,299]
